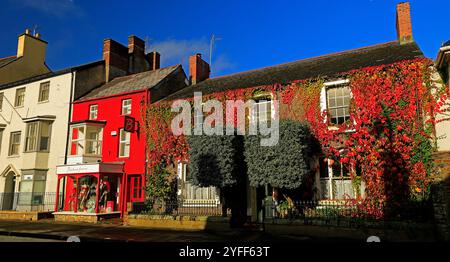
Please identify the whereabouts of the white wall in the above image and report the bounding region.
[0,72,72,195]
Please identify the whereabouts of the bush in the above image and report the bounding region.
[244,120,314,189]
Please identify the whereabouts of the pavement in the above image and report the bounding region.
[0,220,289,242]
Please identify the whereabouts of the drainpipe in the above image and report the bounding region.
[60,71,76,210]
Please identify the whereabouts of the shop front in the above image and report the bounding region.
[55,162,125,221]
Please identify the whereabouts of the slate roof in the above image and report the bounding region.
[166,41,424,100]
[0,56,18,68]
[78,65,181,101]
[443,40,450,47]
[0,60,103,91]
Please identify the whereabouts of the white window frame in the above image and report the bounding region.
[15,87,26,108]
[24,121,52,152]
[250,99,274,124]
[89,104,98,120]
[320,79,351,125]
[119,128,130,157]
[38,81,50,103]
[25,122,38,152]
[69,124,103,156]
[121,99,132,115]
[9,131,21,156]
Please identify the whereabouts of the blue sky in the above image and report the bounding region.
[1,0,449,77]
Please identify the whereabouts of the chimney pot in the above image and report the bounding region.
[25,29,31,35]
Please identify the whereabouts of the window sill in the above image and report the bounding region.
[23,150,50,154]
[37,100,49,104]
[14,106,24,109]
[7,155,20,158]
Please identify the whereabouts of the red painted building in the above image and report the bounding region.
[54,36,187,219]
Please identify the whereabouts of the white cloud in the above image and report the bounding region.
[211,54,236,76]
[151,38,210,66]
[151,38,235,76]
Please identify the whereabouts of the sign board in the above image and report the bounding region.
[124,116,136,133]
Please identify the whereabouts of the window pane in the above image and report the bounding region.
[38,82,50,102]
[326,84,351,125]
[89,105,98,120]
[39,122,51,151]
[26,122,38,151]
[15,88,25,107]
[119,129,130,157]
[122,99,132,115]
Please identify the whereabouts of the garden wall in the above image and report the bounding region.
[264,218,436,241]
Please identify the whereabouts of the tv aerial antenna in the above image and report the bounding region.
[209,34,222,74]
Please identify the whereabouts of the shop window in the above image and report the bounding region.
[76,176,98,213]
[70,125,103,156]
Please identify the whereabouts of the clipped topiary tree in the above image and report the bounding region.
[244,119,314,190]
[187,133,239,188]
[187,127,247,222]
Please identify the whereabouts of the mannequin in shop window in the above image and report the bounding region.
[79,182,90,212]
[99,178,110,212]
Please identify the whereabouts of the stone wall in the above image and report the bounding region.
[264,218,436,241]
[432,151,450,241]
[124,214,231,231]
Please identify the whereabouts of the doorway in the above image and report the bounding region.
[128,175,144,203]
[1,171,17,210]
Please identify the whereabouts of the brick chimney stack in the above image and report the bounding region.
[189,53,210,85]
[396,2,413,44]
[103,39,128,82]
[147,51,160,71]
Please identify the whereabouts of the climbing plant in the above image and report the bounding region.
[142,57,448,218]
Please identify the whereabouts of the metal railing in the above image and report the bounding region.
[0,192,61,212]
[133,199,226,216]
[263,199,433,222]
